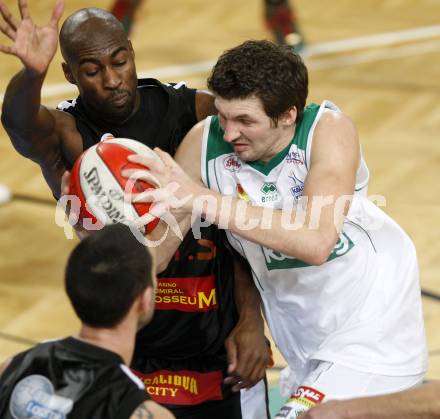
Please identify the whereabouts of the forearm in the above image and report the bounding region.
[148,213,193,273]
[195,188,336,265]
[1,69,53,154]
[224,255,268,387]
[232,256,264,326]
[309,382,440,419]
[2,68,45,128]
[346,382,440,419]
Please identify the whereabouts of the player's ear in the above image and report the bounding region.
[136,286,154,330]
[62,62,76,85]
[280,106,297,127]
[139,286,154,315]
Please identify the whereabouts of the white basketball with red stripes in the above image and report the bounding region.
[68,137,160,233]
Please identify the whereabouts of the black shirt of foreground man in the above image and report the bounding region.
[0,338,149,419]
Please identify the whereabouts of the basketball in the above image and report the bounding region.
[68,137,161,234]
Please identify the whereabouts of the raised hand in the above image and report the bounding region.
[0,0,64,75]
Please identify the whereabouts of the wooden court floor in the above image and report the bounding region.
[0,0,439,383]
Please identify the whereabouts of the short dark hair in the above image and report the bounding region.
[207,40,308,122]
[65,224,153,328]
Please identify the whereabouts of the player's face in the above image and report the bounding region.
[67,36,138,122]
[215,96,293,163]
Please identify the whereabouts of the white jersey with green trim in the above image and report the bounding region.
[200,100,427,381]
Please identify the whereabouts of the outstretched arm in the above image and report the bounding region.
[0,0,74,195]
[1,0,65,143]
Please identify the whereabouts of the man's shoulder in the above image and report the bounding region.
[57,98,78,111]
[56,98,85,123]
[137,78,174,94]
[137,77,164,86]
[137,78,190,90]
[19,338,67,360]
[137,78,195,100]
[0,339,64,381]
[53,98,88,137]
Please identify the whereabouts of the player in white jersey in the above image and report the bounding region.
[124,40,428,418]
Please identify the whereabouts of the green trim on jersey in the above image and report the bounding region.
[207,116,234,161]
[263,233,355,270]
[206,116,233,188]
[293,103,320,151]
[247,140,292,175]
[206,103,321,177]
[247,103,320,175]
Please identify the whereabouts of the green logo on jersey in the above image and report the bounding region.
[260,182,277,194]
[260,182,279,203]
[263,233,355,270]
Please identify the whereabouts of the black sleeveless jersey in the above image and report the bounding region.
[0,337,149,419]
[59,79,238,369]
[134,227,237,367]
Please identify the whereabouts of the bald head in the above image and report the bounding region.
[60,8,127,63]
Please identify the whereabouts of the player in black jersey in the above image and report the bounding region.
[0,223,174,419]
[0,2,270,418]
